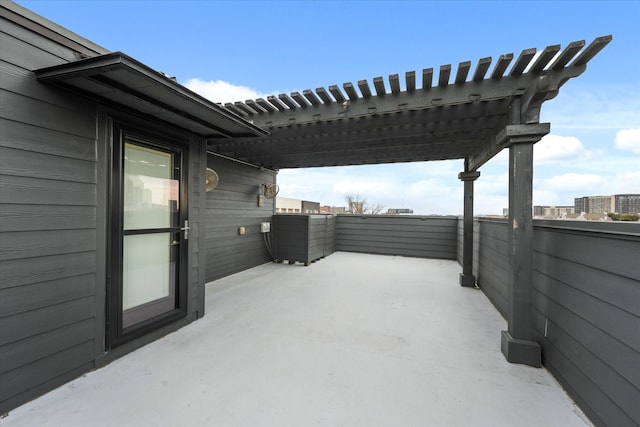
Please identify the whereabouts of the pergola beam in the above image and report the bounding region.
[210,37,610,173]
[462,122,550,171]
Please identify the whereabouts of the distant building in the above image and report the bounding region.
[590,196,615,214]
[275,197,321,213]
[574,194,639,214]
[301,200,320,213]
[387,208,414,215]
[329,206,347,214]
[275,197,301,213]
[614,194,640,214]
[574,197,589,215]
[534,205,575,218]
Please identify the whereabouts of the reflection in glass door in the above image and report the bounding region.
[109,127,187,347]
[122,143,178,328]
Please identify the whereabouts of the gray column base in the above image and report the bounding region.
[459,273,476,287]
[500,330,541,367]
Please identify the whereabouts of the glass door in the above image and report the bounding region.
[109,126,187,347]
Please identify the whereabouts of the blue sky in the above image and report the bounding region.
[18,0,640,214]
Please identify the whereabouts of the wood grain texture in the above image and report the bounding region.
[475,218,640,427]
[0,175,95,206]
[0,296,95,345]
[336,215,458,260]
[205,154,275,282]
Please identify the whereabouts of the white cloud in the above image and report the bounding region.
[534,134,592,164]
[541,85,640,130]
[183,78,269,104]
[612,171,640,193]
[332,180,394,196]
[615,128,640,154]
[533,189,561,206]
[539,173,605,192]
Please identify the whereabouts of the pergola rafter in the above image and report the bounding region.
[209,35,611,172]
[208,35,612,369]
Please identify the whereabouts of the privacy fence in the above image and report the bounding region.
[277,214,639,427]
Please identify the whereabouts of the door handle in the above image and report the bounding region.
[171,240,180,246]
[181,220,190,240]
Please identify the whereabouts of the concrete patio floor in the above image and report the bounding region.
[4,252,591,427]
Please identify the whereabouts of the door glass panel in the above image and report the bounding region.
[121,141,179,330]
[124,143,178,230]
[122,233,171,311]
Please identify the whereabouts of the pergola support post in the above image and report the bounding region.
[458,169,480,287]
[500,125,548,368]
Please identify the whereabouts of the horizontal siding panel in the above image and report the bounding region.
[0,61,95,114]
[205,223,272,237]
[540,325,637,427]
[205,154,276,282]
[535,269,639,351]
[338,232,456,246]
[462,218,639,427]
[535,252,639,315]
[0,118,96,161]
[0,146,95,183]
[337,238,455,249]
[0,204,96,232]
[535,228,640,281]
[0,318,94,373]
[476,219,509,318]
[336,215,458,260]
[0,90,96,139]
[533,300,639,392]
[337,228,457,240]
[0,251,96,289]
[0,229,96,261]
[0,340,94,403]
[336,223,457,233]
[338,245,454,259]
[0,274,95,317]
[0,19,80,67]
[0,175,95,206]
[0,296,95,346]
[207,239,270,258]
[337,240,456,255]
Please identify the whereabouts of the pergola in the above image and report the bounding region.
[208,35,612,367]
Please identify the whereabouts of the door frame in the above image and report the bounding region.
[106,119,189,349]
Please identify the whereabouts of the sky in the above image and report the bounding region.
[17,0,640,215]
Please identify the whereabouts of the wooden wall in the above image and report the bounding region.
[0,5,208,412]
[473,218,640,427]
[204,155,276,282]
[335,215,458,260]
[475,218,509,318]
[0,13,100,413]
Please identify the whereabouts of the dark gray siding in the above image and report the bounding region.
[336,215,458,259]
[205,155,275,282]
[0,15,99,413]
[272,214,335,264]
[456,216,480,279]
[189,141,207,318]
[1,7,209,412]
[474,218,640,427]
[475,218,509,318]
[532,221,640,427]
